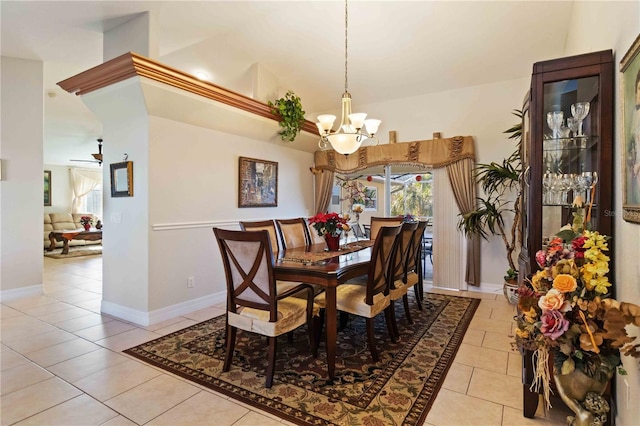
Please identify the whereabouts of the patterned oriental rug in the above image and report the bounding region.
[124,293,480,426]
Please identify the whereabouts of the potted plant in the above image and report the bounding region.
[268,90,306,142]
[458,110,523,302]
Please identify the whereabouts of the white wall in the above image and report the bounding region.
[0,57,44,299]
[148,116,314,312]
[563,2,640,425]
[359,77,531,287]
[81,77,315,324]
[43,165,73,214]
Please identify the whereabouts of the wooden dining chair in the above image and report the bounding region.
[239,220,281,253]
[388,221,419,333]
[314,225,402,362]
[369,216,404,240]
[306,218,325,245]
[213,228,318,388]
[275,218,310,249]
[404,220,428,307]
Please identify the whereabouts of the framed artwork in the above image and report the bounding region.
[621,34,640,223]
[110,161,134,197]
[44,170,51,206]
[364,186,377,211]
[238,156,278,207]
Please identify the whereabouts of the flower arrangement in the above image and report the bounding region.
[308,212,350,237]
[338,178,374,207]
[515,198,640,408]
[79,216,93,226]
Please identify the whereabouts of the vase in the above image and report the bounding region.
[83,223,91,231]
[553,369,610,426]
[324,234,340,251]
[503,280,518,305]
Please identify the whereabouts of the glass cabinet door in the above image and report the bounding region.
[540,76,600,242]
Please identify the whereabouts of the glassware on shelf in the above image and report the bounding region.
[574,173,588,202]
[566,117,578,137]
[547,111,564,139]
[571,102,590,137]
[581,171,598,204]
[560,121,571,140]
[542,171,554,204]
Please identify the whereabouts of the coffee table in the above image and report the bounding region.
[48,229,103,254]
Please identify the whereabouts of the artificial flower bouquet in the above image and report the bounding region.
[79,216,93,226]
[308,212,350,237]
[514,200,640,407]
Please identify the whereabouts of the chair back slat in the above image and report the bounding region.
[276,218,309,249]
[369,216,404,240]
[406,220,428,275]
[366,225,402,304]
[214,228,278,322]
[390,222,419,282]
[307,220,325,244]
[239,220,281,253]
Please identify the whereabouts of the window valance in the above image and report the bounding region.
[313,136,475,173]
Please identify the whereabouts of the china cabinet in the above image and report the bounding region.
[518,50,614,420]
[518,49,614,284]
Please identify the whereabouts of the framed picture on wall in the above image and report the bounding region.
[621,33,640,224]
[44,170,51,206]
[110,161,134,197]
[364,186,377,211]
[238,156,278,207]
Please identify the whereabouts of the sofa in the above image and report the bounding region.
[44,213,102,249]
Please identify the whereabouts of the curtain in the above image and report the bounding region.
[446,158,481,286]
[314,169,335,213]
[70,168,102,213]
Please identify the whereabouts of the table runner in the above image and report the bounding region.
[279,240,374,263]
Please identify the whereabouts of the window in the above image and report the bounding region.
[80,183,103,219]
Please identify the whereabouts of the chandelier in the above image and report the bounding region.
[316,0,381,155]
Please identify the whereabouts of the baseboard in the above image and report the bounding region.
[475,282,504,296]
[0,284,42,302]
[101,291,226,326]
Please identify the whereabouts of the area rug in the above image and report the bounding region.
[124,293,479,426]
[44,246,102,258]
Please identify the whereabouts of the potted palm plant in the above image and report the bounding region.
[458,110,523,303]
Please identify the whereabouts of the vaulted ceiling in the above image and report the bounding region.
[1,1,575,166]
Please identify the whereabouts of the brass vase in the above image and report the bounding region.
[553,369,610,426]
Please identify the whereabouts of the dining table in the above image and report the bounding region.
[273,240,374,380]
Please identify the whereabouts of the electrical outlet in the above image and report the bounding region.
[187,276,195,288]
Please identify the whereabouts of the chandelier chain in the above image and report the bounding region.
[344,0,348,93]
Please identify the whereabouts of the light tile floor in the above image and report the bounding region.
[0,255,571,425]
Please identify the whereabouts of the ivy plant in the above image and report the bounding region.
[268,91,306,142]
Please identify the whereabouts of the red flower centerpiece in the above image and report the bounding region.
[308,212,350,251]
[79,216,93,231]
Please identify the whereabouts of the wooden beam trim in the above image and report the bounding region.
[57,52,318,135]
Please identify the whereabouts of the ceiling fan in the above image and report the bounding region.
[70,138,103,165]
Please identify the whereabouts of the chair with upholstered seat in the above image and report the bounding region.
[314,225,402,362]
[213,228,318,388]
[369,216,404,241]
[306,219,325,245]
[276,218,310,249]
[388,221,419,333]
[404,220,428,306]
[239,220,281,253]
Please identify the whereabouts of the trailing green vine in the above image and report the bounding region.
[268,90,306,142]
